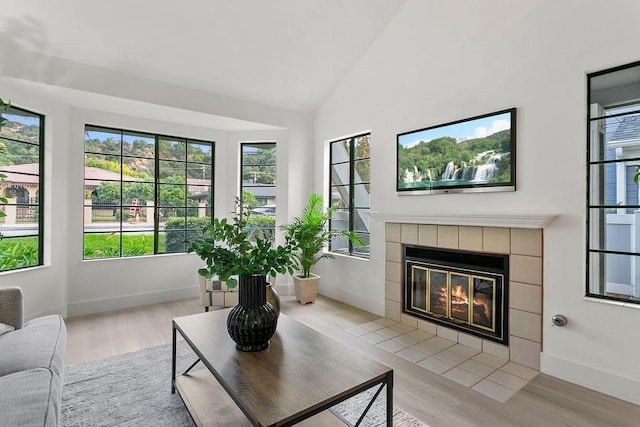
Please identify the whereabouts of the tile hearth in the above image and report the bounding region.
[346,318,538,402]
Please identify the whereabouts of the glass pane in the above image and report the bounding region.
[121,182,154,205]
[188,142,213,163]
[352,232,370,257]
[187,162,211,181]
[121,231,155,257]
[242,143,276,166]
[589,208,640,252]
[588,251,640,299]
[354,135,370,160]
[353,184,370,208]
[354,158,370,183]
[159,160,186,183]
[84,232,121,259]
[0,139,39,165]
[188,185,211,207]
[242,165,276,185]
[159,184,186,207]
[331,140,350,163]
[330,163,350,185]
[330,209,350,232]
[85,126,121,155]
[85,154,122,184]
[159,230,185,254]
[352,208,370,233]
[0,236,39,269]
[158,138,186,161]
[0,107,41,143]
[330,186,349,208]
[84,200,120,226]
[123,131,155,159]
[588,163,618,206]
[122,157,154,180]
[0,173,39,206]
[590,113,640,163]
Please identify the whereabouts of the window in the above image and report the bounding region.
[83,125,214,259]
[587,61,640,303]
[329,133,370,258]
[0,105,44,272]
[240,142,276,241]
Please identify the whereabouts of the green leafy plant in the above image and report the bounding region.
[280,193,364,278]
[634,166,639,184]
[187,199,295,288]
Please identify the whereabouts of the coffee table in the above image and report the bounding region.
[172,309,393,426]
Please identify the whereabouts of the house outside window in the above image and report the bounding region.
[240,142,276,242]
[587,61,640,303]
[83,125,214,259]
[329,133,370,258]
[0,105,44,272]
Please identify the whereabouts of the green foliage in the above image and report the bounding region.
[0,237,39,271]
[165,216,211,253]
[187,199,295,288]
[280,193,364,278]
[634,166,639,184]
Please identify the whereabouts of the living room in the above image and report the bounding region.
[2,0,640,425]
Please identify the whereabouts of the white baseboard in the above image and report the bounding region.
[66,286,199,317]
[541,352,640,405]
[25,303,68,321]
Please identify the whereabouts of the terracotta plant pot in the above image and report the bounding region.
[293,274,321,304]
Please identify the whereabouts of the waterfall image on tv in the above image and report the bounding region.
[397,108,516,194]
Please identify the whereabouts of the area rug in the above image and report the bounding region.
[62,341,426,426]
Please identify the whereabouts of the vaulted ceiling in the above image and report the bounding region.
[1,0,407,114]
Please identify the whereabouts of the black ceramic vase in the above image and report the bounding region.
[227,274,278,352]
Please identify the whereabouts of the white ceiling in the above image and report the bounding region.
[1,0,406,115]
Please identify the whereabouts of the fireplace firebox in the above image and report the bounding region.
[403,245,509,345]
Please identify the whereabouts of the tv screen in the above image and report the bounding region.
[397,108,516,194]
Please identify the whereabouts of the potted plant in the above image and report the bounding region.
[281,193,364,304]
[187,199,295,351]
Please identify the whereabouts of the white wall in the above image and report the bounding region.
[313,0,640,403]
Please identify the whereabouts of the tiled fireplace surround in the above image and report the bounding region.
[384,222,543,370]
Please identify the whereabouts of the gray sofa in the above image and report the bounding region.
[0,286,67,426]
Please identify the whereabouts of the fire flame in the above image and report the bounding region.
[451,285,468,305]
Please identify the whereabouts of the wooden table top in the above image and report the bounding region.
[173,309,393,426]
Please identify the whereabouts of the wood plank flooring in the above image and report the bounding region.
[65,295,640,426]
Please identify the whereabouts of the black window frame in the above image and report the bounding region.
[0,104,45,272]
[328,132,371,258]
[586,60,640,304]
[83,124,215,259]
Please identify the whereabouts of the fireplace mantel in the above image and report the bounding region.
[371,212,557,229]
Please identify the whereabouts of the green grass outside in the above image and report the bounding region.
[83,233,167,259]
[0,236,39,271]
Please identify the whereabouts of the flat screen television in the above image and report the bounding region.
[396,108,516,195]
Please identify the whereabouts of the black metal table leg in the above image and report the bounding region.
[171,323,177,394]
[386,371,393,427]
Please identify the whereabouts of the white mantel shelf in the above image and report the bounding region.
[370,212,558,229]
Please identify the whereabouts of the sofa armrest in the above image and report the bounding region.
[0,286,24,330]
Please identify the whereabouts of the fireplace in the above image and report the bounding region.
[403,245,509,345]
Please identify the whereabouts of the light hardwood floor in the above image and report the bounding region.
[65,295,640,426]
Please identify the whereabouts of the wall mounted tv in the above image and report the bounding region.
[397,108,516,195]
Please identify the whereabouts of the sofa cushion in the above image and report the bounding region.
[0,314,66,377]
[0,322,15,335]
[0,368,61,427]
